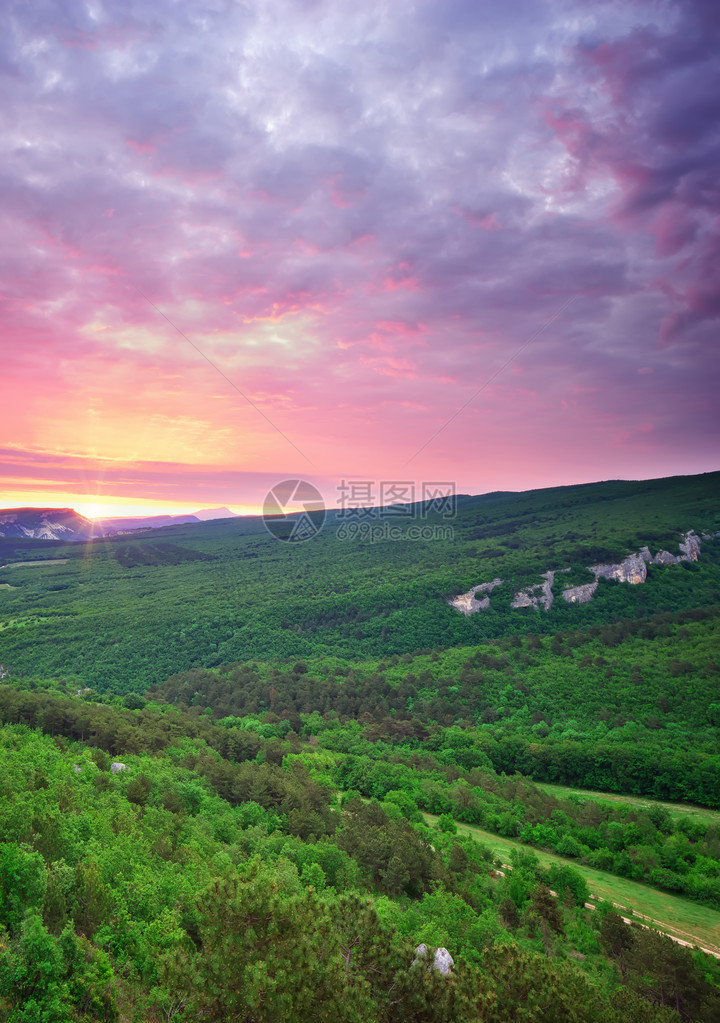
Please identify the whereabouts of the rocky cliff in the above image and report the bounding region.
[448,578,503,614]
[511,570,560,611]
[587,551,648,586]
[449,528,719,615]
[0,508,101,541]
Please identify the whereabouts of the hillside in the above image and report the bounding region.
[0,686,719,1022]
[0,508,100,542]
[95,513,201,531]
[0,471,718,689]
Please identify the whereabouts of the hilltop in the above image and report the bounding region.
[0,507,99,541]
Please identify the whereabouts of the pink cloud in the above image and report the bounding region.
[0,0,717,513]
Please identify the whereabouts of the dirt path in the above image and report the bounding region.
[422,812,720,958]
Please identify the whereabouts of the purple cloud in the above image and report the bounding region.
[0,0,717,505]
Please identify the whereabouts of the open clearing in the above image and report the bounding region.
[1,559,70,569]
[422,812,720,956]
[535,781,720,828]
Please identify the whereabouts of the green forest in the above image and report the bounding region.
[1,472,719,1021]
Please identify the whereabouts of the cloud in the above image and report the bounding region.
[0,0,717,504]
[0,444,341,509]
[550,0,720,342]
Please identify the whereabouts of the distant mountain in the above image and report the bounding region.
[0,506,237,540]
[98,514,201,531]
[99,507,236,530]
[0,508,101,541]
[193,507,237,521]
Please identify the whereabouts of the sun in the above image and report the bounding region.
[73,501,112,520]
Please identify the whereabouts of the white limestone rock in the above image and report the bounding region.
[448,578,503,614]
[512,571,555,611]
[110,762,128,774]
[562,581,598,604]
[590,553,647,585]
[434,948,454,974]
[678,530,701,562]
[449,527,715,615]
[413,944,454,975]
[653,550,679,565]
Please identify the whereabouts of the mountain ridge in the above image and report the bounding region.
[0,506,239,539]
[0,507,99,541]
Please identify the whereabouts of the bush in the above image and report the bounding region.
[436,814,457,834]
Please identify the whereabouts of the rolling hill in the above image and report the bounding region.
[0,470,718,689]
[1,470,720,1022]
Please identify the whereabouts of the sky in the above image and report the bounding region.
[1,0,718,517]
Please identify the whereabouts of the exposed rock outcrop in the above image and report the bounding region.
[650,529,708,565]
[434,948,454,974]
[563,534,700,603]
[413,944,454,975]
[0,508,102,541]
[590,552,647,585]
[679,530,701,561]
[450,528,717,614]
[448,578,503,614]
[562,581,598,604]
[512,570,556,611]
[653,550,679,565]
[110,762,128,774]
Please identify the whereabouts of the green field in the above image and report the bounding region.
[423,813,720,955]
[534,782,720,828]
